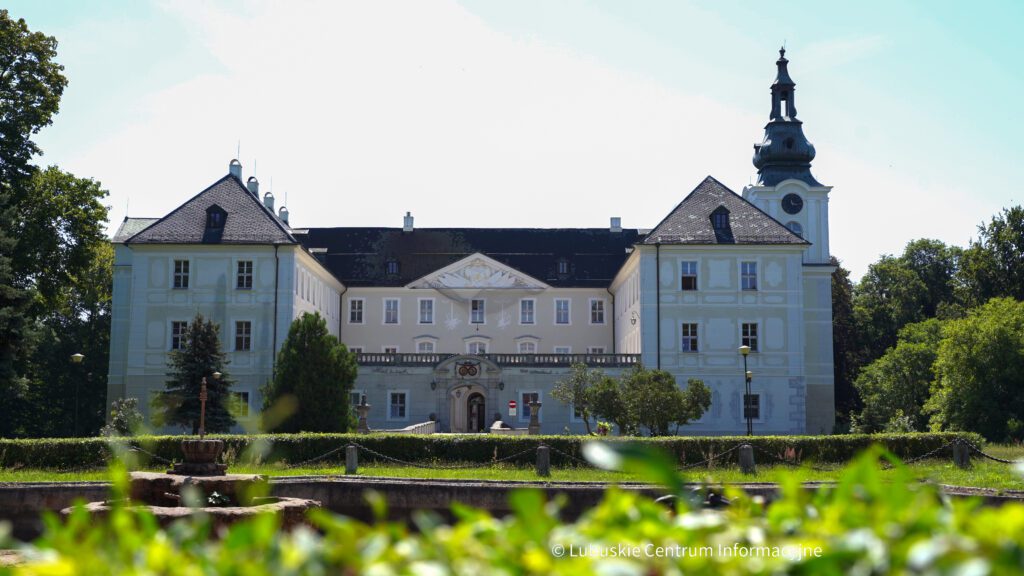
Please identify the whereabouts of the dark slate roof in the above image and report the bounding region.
[112,217,160,243]
[293,227,644,288]
[125,175,296,245]
[643,176,808,245]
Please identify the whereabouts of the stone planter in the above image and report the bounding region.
[171,439,227,476]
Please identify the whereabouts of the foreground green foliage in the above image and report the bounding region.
[4,448,1024,574]
[0,432,981,470]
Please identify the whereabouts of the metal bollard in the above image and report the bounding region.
[738,444,756,475]
[536,444,551,477]
[952,441,971,470]
[345,444,358,474]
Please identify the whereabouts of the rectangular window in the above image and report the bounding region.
[468,341,487,354]
[554,346,571,354]
[349,346,363,355]
[235,321,252,351]
[384,299,399,324]
[470,299,485,324]
[418,299,434,324]
[742,323,759,352]
[681,323,698,352]
[518,341,537,354]
[572,403,584,422]
[416,341,435,353]
[520,391,540,423]
[741,262,758,291]
[389,391,407,420]
[680,261,697,291]
[520,299,535,325]
[349,299,364,324]
[743,393,761,420]
[590,299,605,325]
[236,260,253,289]
[350,390,365,410]
[230,391,250,418]
[383,346,398,354]
[555,299,570,325]
[587,346,606,354]
[173,260,190,289]
[170,321,188,350]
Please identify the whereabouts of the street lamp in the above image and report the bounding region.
[739,345,753,436]
[70,353,84,437]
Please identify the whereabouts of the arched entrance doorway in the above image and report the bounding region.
[467,392,486,432]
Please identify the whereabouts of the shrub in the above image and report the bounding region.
[0,432,983,470]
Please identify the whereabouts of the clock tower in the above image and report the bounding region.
[743,48,831,265]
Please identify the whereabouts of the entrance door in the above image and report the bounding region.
[467,393,486,433]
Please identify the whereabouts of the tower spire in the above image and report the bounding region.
[752,48,820,186]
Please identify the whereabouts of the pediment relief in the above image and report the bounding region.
[407,253,548,290]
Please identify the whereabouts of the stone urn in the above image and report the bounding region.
[171,439,227,476]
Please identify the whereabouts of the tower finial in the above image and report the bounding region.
[752,48,820,186]
[779,45,785,58]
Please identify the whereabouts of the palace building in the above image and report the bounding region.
[107,49,835,435]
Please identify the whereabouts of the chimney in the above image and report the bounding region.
[403,211,414,232]
[246,176,259,196]
[229,159,242,180]
[610,217,622,233]
[278,205,289,224]
[263,191,274,211]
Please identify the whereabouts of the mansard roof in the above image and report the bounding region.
[643,176,808,245]
[124,175,296,245]
[292,227,643,288]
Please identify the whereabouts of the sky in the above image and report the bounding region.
[7,0,1024,280]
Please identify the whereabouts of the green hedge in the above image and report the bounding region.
[0,432,983,470]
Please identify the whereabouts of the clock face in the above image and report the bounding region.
[782,193,804,215]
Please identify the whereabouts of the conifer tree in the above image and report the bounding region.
[157,313,235,434]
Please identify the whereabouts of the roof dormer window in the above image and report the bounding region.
[711,206,730,230]
[557,259,569,276]
[206,205,227,230]
[385,259,399,275]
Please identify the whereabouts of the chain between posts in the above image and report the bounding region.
[960,439,1024,465]
[349,442,537,470]
[678,444,744,470]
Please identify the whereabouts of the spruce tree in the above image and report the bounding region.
[263,312,357,433]
[158,313,235,434]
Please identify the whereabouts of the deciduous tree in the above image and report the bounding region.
[551,362,603,434]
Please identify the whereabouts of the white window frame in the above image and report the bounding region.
[518,340,537,354]
[230,390,252,419]
[519,298,536,325]
[415,339,436,353]
[383,298,400,325]
[519,390,542,423]
[741,261,758,291]
[470,299,486,325]
[382,345,399,353]
[680,260,698,291]
[741,392,765,423]
[169,320,189,351]
[586,346,606,354]
[418,298,435,325]
[236,259,253,290]
[466,340,488,355]
[741,322,759,352]
[554,298,571,325]
[387,390,409,422]
[589,298,606,325]
[234,319,253,352]
[554,346,572,354]
[172,259,190,289]
[348,298,365,325]
[681,322,698,353]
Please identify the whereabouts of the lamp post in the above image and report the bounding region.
[70,353,84,437]
[739,345,752,436]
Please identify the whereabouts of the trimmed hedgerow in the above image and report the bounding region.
[0,432,982,470]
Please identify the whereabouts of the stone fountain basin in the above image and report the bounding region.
[61,471,320,532]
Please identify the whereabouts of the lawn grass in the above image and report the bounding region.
[2,444,1022,489]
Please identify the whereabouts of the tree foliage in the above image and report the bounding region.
[830,256,860,423]
[956,206,1024,307]
[262,312,357,433]
[591,366,710,436]
[550,363,604,434]
[927,297,1024,441]
[99,398,144,437]
[851,318,944,434]
[157,314,236,434]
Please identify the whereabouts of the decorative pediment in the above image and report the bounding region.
[407,253,549,290]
